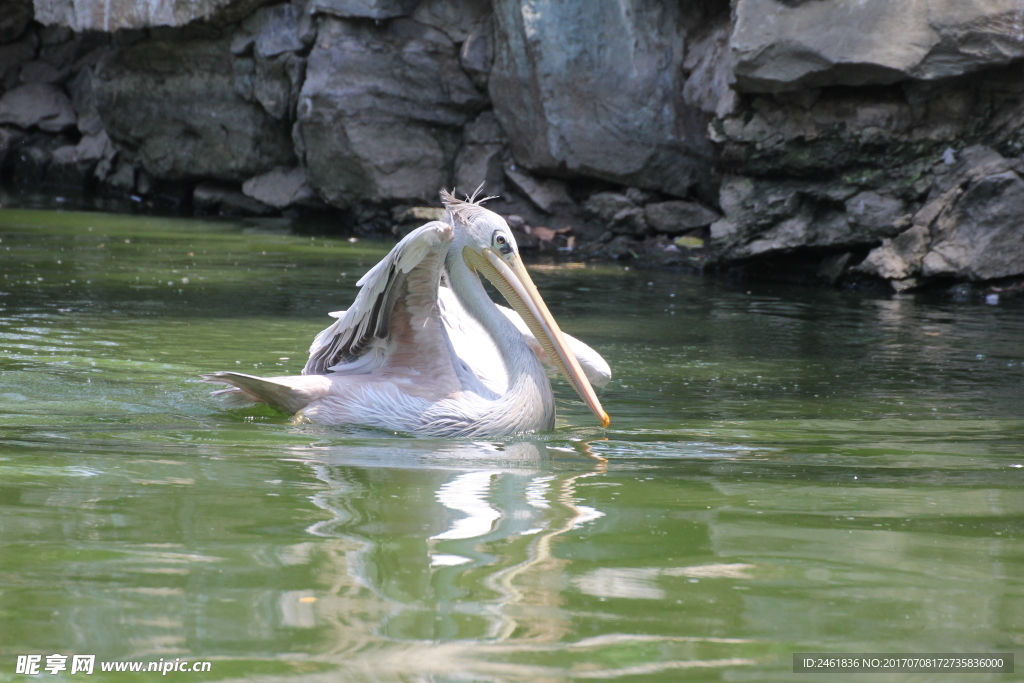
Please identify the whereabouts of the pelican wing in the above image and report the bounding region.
[303,221,454,379]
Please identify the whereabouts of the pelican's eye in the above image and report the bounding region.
[494,232,513,256]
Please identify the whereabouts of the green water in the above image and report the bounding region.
[1,209,1021,681]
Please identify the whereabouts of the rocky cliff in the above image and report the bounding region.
[2,0,1024,290]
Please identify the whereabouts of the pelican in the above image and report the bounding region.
[203,190,611,437]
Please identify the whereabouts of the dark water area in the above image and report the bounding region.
[1,209,1021,680]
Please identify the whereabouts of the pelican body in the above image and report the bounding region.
[203,190,611,437]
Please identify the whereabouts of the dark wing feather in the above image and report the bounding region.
[303,221,453,376]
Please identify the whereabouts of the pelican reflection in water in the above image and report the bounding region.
[204,190,611,436]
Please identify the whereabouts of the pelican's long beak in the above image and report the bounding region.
[464,246,611,428]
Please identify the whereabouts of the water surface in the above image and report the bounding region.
[1,209,1022,680]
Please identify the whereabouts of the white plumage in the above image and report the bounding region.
[203,191,610,437]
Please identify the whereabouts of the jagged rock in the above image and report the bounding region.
[459,19,492,85]
[412,0,490,43]
[0,82,76,131]
[66,66,104,136]
[454,110,504,195]
[105,158,134,191]
[48,129,115,187]
[583,192,634,224]
[609,207,647,237]
[504,165,572,214]
[852,146,1024,282]
[94,36,294,182]
[732,0,1024,92]
[710,174,901,261]
[682,16,735,118]
[714,64,1024,183]
[454,143,503,197]
[857,226,930,281]
[310,0,419,20]
[241,51,304,120]
[241,165,317,208]
[233,4,306,58]
[1,0,33,44]
[624,187,656,206]
[489,0,714,197]
[0,33,38,91]
[644,200,720,234]
[194,180,275,215]
[844,191,905,232]
[33,0,274,31]
[922,170,1024,280]
[296,17,484,205]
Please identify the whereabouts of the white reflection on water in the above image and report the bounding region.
[430,470,501,541]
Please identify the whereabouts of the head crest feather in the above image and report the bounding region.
[440,184,498,224]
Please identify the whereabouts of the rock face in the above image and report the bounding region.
[0,82,76,131]
[1,0,33,43]
[488,0,718,197]
[453,109,505,195]
[296,17,484,206]
[310,0,419,20]
[732,0,1024,92]
[857,147,1024,282]
[32,0,273,32]
[241,165,317,208]
[94,36,293,182]
[4,0,1024,287]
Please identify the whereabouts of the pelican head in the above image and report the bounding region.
[441,189,611,428]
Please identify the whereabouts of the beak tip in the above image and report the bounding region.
[600,411,610,428]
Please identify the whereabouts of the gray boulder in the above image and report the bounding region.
[32,0,274,31]
[488,0,714,197]
[0,82,76,131]
[296,17,484,206]
[844,192,906,233]
[583,192,635,224]
[454,111,505,196]
[855,146,1024,282]
[48,129,116,186]
[310,0,418,20]
[682,17,735,118]
[235,51,305,120]
[0,34,38,91]
[94,36,294,182]
[645,200,720,234]
[241,165,318,208]
[194,181,275,215]
[412,0,490,43]
[921,171,1024,281]
[732,0,1024,92]
[857,226,930,281]
[710,175,904,262]
[504,164,572,214]
[609,207,647,237]
[232,3,307,58]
